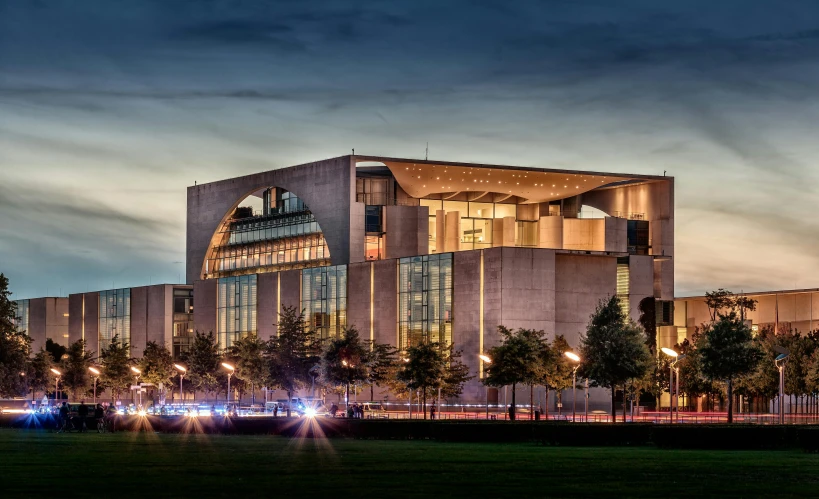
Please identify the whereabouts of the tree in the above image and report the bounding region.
[138,341,175,404]
[0,274,32,397]
[364,341,399,401]
[543,335,574,417]
[705,289,734,322]
[227,333,268,405]
[440,344,474,400]
[483,327,545,420]
[698,311,761,423]
[45,338,67,364]
[318,325,370,407]
[579,296,652,422]
[396,341,447,419]
[638,297,657,353]
[29,349,57,399]
[59,339,95,400]
[100,335,132,402]
[183,331,221,400]
[266,306,319,416]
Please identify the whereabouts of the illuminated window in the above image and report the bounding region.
[99,289,131,352]
[302,265,347,340]
[172,288,194,359]
[217,275,257,349]
[398,254,453,349]
[616,257,630,317]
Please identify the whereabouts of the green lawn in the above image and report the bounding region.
[1,428,818,498]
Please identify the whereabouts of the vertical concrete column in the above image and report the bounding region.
[435,210,446,253]
[445,211,461,252]
[538,216,563,249]
[502,216,516,246]
[492,218,504,247]
[604,217,627,252]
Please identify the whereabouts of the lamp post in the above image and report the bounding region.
[174,364,187,404]
[222,363,235,405]
[50,368,61,403]
[88,367,100,404]
[130,366,142,407]
[661,348,679,423]
[775,353,789,424]
[479,354,492,420]
[564,351,581,422]
[402,357,410,419]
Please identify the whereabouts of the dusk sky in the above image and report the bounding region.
[3,1,819,299]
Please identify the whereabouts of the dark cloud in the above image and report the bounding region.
[3,0,819,297]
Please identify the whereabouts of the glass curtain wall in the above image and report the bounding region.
[172,288,194,359]
[398,254,453,349]
[302,265,347,340]
[13,299,30,334]
[99,289,131,352]
[217,275,257,349]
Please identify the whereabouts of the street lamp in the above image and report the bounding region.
[479,354,492,419]
[222,362,235,405]
[661,348,686,423]
[130,366,142,407]
[564,351,581,422]
[88,367,100,404]
[50,368,61,403]
[174,364,187,404]
[775,353,789,424]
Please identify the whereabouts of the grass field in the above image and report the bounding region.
[1,428,818,498]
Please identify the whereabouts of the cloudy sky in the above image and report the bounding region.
[2,0,819,299]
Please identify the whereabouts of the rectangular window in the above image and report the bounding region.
[616,257,630,317]
[398,254,453,349]
[14,299,30,335]
[98,288,131,353]
[302,265,347,340]
[217,275,257,349]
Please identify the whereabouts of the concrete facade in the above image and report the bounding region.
[21,297,69,352]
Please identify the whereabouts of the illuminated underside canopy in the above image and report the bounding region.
[379,160,633,203]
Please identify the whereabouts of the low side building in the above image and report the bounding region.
[13,297,69,352]
[674,288,819,338]
[68,284,193,359]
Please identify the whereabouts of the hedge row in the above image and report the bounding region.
[5,413,819,451]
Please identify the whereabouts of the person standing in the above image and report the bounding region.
[430,404,436,420]
[58,402,69,432]
[78,401,89,432]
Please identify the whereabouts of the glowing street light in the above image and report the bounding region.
[130,366,142,406]
[222,363,235,405]
[174,364,187,404]
[50,368,61,402]
[661,348,685,423]
[479,354,492,419]
[88,367,101,404]
[564,352,581,422]
[775,351,790,424]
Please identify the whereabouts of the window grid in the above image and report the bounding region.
[398,254,453,349]
[14,299,30,335]
[99,289,131,353]
[302,265,347,340]
[217,275,257,350]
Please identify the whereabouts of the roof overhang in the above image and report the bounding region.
[355,156,664,204]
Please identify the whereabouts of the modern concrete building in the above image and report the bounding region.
[68,284,193,359]
[13,297,69,352]
[674,288,819,339]
[188,155,675,407]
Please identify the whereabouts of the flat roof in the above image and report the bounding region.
[677,287,819,300]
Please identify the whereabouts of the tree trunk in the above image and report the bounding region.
[544,387,549,419]
[423,387,427,420]
[622,383,627,423]
[611,386,616,422]
[510,383,516,421]
[286,390,292,417]
[371,384,374,402]
[345,383,350,411]
[530,385,534,420]
[727,379,733,424]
